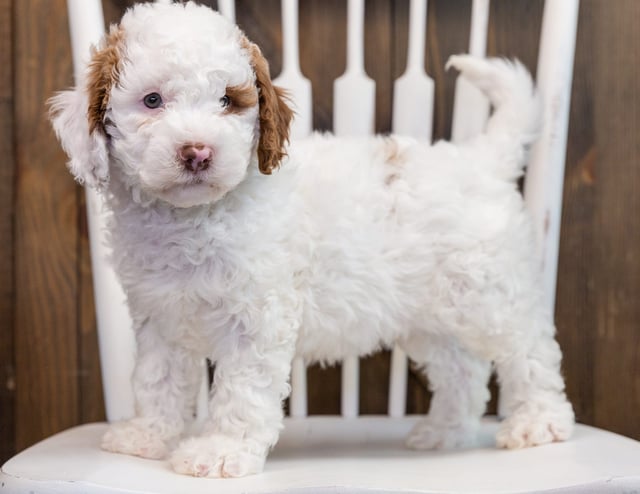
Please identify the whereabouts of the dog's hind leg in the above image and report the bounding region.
[494,316,574,449]
[401,333,491,450]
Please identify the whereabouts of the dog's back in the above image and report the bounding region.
[288,56,543,363]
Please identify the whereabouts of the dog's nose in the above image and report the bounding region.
[178,143,213,173]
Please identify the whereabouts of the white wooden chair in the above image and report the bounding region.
[3,1,640,492]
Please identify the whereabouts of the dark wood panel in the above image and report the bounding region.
[365,0,394,133]
[103,0,142,25]
[13,0,80,451]
[425,0,471,141]
[0,0,15,464]
[555,1,598,428]
[488,0,543,72]
[589,0,640,438]
[237,0,283,74]
[299,0,346,132]
[306,363,341,415]
[359,353,391,414]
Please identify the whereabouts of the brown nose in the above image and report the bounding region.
[178,143,213,172]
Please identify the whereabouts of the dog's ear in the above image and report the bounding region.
[243,39,294,175]
[48,26,124,189]
[49,89,110,188]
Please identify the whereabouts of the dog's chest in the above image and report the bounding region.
[109,198,295,344]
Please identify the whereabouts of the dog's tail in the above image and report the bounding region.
[446,55,541,181]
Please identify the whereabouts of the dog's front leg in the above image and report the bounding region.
[170,296,298,478]
[102,319,201,459]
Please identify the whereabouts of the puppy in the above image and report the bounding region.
[50,1,574,478]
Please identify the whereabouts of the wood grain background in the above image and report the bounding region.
[1,0,639,462]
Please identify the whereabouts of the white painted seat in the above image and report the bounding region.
[3,419,640,494]
[3,0,640,493]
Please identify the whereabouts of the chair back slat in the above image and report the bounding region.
[468,0,490,57]
[271,0,312,418]
[333,0,376,138]
[388,348,409,417]
[340,358,360,418]
[524,0,580,313]
[217,0,235,22]
[388,0,433,418]
[67,0,136,422]
[273,0,313,140]
[451,0,490,143]
[391,0,433,140]
[289,358,308,418]
[332,0,377,418]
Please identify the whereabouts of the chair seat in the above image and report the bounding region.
[2,416,639,494]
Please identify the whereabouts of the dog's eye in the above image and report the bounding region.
[220,95,231,108]
[143,92,163,109]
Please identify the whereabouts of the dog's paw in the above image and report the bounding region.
[101,418,174,459]
[406,418,479,450]
[496,403,574,449]
[170,435,266,478]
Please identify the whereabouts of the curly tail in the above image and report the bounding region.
[446,55,541,181]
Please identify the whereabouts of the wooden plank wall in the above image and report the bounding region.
[0,0,15,464]
[1,0,639,462]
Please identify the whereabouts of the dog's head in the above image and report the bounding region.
[49,1,293,208]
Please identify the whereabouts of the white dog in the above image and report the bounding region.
[50,1,574,478]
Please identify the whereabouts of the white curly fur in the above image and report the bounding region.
[49,1,574,478]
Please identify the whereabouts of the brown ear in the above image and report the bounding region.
[48,24,124,189]
[87,25,125,136]
[243,39,294,174]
